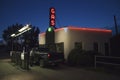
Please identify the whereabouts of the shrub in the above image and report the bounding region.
[67,48,85,66]
[67,48,103,67]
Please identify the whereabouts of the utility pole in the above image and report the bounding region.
[114,15,118,35]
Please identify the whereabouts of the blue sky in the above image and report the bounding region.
[0,0,120,38]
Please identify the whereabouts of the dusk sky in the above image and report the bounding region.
[0,0,120,39]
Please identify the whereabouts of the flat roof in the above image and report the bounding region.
[55,26,112,32]
[40,26,112,36]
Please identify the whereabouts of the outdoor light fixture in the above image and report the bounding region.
[18,24,30,32]
[11,34,16,37]
[64,27,68,32]
[15,27,31,37]
[48,27,53,32]
[10,24,32,37]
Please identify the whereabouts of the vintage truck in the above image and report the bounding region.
[29,47,64,67]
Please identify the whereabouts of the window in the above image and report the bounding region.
[75,42,82,49]
[104,43,109,56]
[93,42,98,52]
[49,44,56,52]
[56,43,64,53]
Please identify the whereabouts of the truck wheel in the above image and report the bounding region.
[40,59,45,67]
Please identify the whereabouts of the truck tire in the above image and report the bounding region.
[40,59,45,67]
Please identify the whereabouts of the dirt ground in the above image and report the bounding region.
[0,59,120,80]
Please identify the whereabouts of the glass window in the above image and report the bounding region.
[56,43,64,53]
[75,42,82,49]
[93,42,98,52]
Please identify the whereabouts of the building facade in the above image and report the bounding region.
[110,34,120,57]
[39,26,112,60]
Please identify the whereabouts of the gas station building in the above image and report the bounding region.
[39,26,112,60]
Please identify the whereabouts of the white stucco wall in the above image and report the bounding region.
[39,33,45,44]
[39,27,112,60]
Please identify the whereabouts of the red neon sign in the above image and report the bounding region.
[54,26,112,33]
[51,8,55,13]
[50,7,55,27]
[51,14,55,19]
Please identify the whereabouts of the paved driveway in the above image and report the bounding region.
[0,59,120,80]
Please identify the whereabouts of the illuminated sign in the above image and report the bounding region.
[50,7,55,27]
[48,27,52,32]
